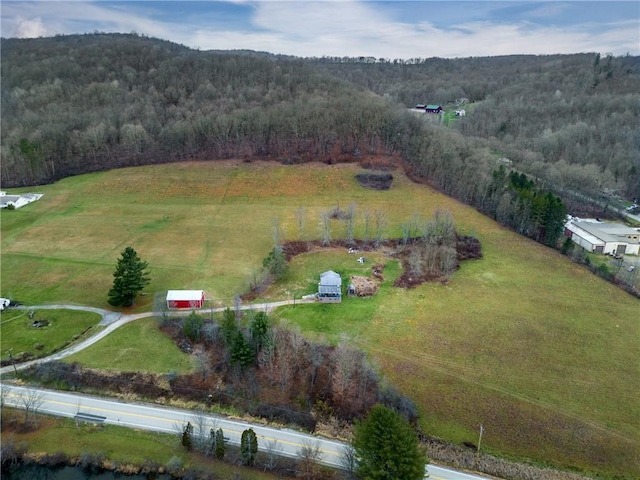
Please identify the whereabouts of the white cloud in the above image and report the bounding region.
[1,1,182,39]
[252,0,389,37]
[198,0,639,57]
[11,16,49,38]
[525,2,571,19]
[1,1,638,58]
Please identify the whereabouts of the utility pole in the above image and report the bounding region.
[6,348,17,374]
[477,424,484,458]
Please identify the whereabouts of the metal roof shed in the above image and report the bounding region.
[166,290,205,309]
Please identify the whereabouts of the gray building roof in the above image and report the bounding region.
[319,270,341,286]
[573,221,639,244]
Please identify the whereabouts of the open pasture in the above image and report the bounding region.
[0,161,454,308]
[1,160,638,478]
[272,237,639,477]
[63,317,194,374]
[0,309,101,360]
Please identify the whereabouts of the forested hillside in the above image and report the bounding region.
[1,34,637,247]
[1,33,406,186]
[312,54,640,202]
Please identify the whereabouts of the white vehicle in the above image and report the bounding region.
[0,298,10,310]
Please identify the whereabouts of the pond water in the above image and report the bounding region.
[1,463,172,480]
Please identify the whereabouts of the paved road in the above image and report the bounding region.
[1,385,492,480]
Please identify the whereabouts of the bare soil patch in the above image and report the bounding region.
[349,275,379,296]
[354,172,394,190]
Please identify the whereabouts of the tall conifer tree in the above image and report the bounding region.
[353,404,426,480]
[108,246,150,306]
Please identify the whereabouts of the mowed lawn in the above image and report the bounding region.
[1,160,638,478]
[64,317,194,374]
[1,309,101,358]
[3,412,281,479]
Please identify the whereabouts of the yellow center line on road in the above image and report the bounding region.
[6,393,343,457]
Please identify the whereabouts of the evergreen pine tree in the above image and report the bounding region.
[240,428,258,465]
[183,310,204,341]
[220,307,237,346]
[249,311,270,351]
[207,428,215,457]
[215,428,226,460]
[181,421,193,451]
[353,404,426,480]
[262,246,287,278]
[231,330,255,367]
[107,246,150,306]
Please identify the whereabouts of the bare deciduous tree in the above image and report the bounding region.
[263,438,283,471]
[296,206,306,241]
[191,409,216,453]
[362,208,372,245]
[340,444,358,478]
[374,209,387,247]
[257,328,276,370]
[401,221,412,246]
[153,291,170,325]
[331,339,359,408]
[234,294,243,322]
[440,246,458,278]
[272,216,283,247]
[297,439,323,478]
[194,347,211,381]
[289,326,309,373]
[434,209,455,245]
[274,327,294,392]
[320,211,332,246]
[408,249,423,276]
[344,203,357,246]
[21,389,45,430]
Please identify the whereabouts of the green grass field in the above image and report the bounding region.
[0,309,101,359]
[64,317,194,374]
[1,160,638,478]
[2,410,280,479]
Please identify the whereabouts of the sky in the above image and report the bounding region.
[1,1,638,58]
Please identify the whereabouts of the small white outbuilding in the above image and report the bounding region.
[166,290,205,309]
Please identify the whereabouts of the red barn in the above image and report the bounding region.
[166,290,205,309]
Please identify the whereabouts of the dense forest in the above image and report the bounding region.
[312,53,640,203]
[1,33,405,185]
[2,33,638,248]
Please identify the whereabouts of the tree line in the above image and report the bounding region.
[3,33,636,250]
[169,306,419,427]
[1,33,404,186]
[310,53,640,202]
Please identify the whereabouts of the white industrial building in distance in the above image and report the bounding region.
[0,191,44,209]
[564,218,640,256]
